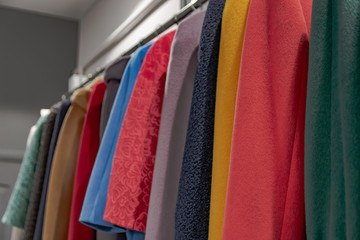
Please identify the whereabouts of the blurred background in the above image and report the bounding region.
[0,0,190,238]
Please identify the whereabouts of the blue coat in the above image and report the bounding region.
[80,43,152,240]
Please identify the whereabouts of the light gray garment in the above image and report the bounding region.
[144,10,206,240]
[10,227,24,240]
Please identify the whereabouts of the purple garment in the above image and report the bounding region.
[145,11,206,240]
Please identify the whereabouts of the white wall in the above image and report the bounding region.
[77,0,181,75]
[0,6,78,240]
[0,107,40,157]
[78,0,142,72]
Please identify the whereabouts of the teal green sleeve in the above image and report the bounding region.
[2,114,48,228]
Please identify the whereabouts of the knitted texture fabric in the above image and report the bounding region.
[33,99,71,240]
[2,114,48,228]
[175,0,225,239]
[22,105,59,240]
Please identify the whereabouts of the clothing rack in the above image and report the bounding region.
[63,0,208,99]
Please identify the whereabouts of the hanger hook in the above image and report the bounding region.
[174,15,179,24]
[154,25,161,36]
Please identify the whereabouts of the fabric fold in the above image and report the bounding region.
[42,88,91,240]
[67,81,106,240]
[145,11,205,240]
[22,104,59,240]
[33,99,71,240]
[104,30,176,233]
[2,113,48,229]
[100,56,131,138]
[208,0,250,239]
[222,0,312,239]
[99,57,130,240]
[80,43,151,239]
[175,0,225,239]
[305,0,360,239]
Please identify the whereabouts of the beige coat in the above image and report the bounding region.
[42,87,90,240]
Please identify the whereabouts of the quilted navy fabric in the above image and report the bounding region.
[175,0,226,239]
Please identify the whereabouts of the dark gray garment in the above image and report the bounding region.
[175,0,225,239]
[22,104,59,240]
[33,99,71,240]
[97,230,127,240]
[100,56,130,138]
[98,58,130,240]
[145,10,205,240]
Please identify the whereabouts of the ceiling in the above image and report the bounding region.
[0,0,97,20]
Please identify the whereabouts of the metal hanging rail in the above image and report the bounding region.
[63,0,208,98]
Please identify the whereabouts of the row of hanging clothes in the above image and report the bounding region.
[2,0,360,239]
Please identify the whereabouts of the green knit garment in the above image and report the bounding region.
[305,0,360,239]
[2,114,48,228]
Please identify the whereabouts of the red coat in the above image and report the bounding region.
[103,31,175,232]
[68,81,106,240]
[223,0,312,239]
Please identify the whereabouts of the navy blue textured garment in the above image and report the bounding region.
[175,0,226,239]
[33,99,71,240]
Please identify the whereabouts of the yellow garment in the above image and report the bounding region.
[209,0,250,239]
[42,88,90,240]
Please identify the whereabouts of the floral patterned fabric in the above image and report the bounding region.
[104,31,175,232]
[80,44,152,240]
